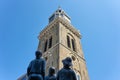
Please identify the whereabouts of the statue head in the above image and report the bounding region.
[49,67,55,76]
[62,57,72,67]
[35,50,42,59]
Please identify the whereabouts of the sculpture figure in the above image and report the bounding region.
[27,50,46,80]
[45,67,56,80]
[56,57,77,80]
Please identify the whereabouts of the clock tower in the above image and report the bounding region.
[38,7,89,80]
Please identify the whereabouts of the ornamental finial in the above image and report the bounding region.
[58,5,61,9]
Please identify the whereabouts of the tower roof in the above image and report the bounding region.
[49,7,71,23]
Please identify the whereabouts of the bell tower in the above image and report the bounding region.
[38,7,89,80]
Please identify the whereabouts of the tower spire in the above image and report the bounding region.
[58,5,61,9]
[49,7,71,23]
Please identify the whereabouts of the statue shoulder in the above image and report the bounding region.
[58,68,64,73]
[30,59,36,63]
[38,58,45,63]
[41,57,45,61]
[70,69,76,75]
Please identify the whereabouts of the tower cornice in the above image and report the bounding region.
[39,17,81,39]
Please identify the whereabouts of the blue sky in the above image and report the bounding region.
[0,0,120,80]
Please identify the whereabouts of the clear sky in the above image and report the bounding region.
[0,0,120,80]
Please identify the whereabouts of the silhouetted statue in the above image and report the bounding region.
[56,57,77,80]
[27,50,46,80]
[45,67,56,80]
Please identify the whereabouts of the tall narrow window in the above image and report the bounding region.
[72,39,76,51]
[77,75,80,80]
[44,40,48,52]
[49,37,52,48]
[67,35,71,48]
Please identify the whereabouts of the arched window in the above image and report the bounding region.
[71,39,76,51]
[77,75,80,80]
[76,72,81,80]
[67,34,76,52]
[67,35,71,48]
[49,37,52,48]
[44,39,48,52]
